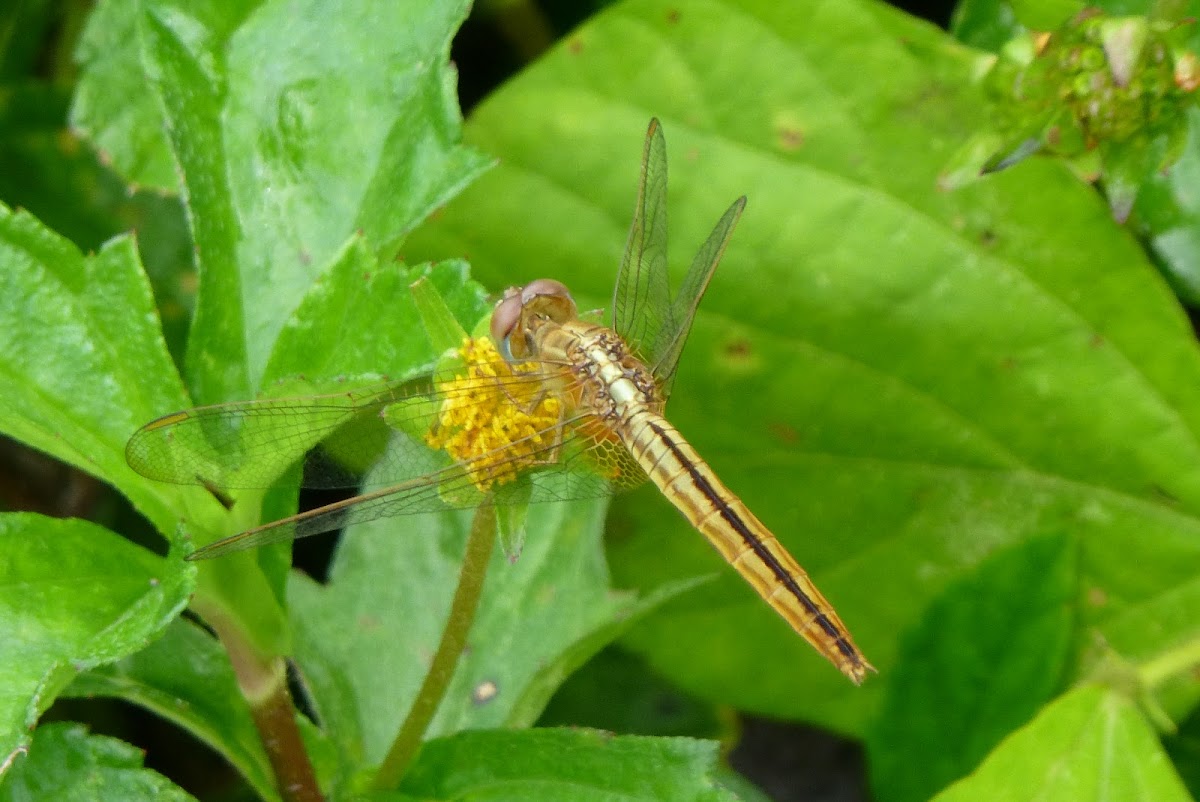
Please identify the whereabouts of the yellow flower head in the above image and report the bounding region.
[425,337,563,492]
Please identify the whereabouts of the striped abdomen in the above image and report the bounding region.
[619,408,873,684]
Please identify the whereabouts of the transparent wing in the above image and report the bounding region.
[186,414,644,559]
[612,118,671,363]
[650,195,746,396]
[127,358,650,560]
[610,120,747,397]
[127,379,416,490]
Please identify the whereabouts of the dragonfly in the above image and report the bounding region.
[127,119,873,684]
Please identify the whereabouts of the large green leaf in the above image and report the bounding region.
[933,683,1192,802]
[0,515,191,775]
[394,728,740,802]
[119,0,492,402]
[0,203,202,539]
[288,498,620,770]
[0,722,193,802]
[403,0,1200,734]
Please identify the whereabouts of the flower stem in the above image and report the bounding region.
[371,505,497,790]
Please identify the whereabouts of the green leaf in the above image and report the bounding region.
[950,0,1024,52]
[263,250,486,389]
[1164,704,1200,797]
[506,576,713,729]
[0,722,193,801]
[69,0,192,192]
[128,0,491,402]
[0,203,201,540]
[288,497,621,769]
[0,77,196,366]
[867,535,1076,802]
[63,618,275,802]
[536,645,726,739]
[493,481,532,563]
[0,515,191,774]
[404,0,1200,734]
[932,683,1192,801]
[1137,107,1200,306]
[395,728,740,802]
[409,270,471,359]
[1009,0,1082,30]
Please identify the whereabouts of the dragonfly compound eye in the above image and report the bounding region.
[520,279,577,324]
[491,287,525,348]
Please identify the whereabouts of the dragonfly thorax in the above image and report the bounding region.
[533,319,665,425]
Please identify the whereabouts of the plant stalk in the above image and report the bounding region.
[1140,632,1200,691]
[371,505,497,790]
[198,599,323,802]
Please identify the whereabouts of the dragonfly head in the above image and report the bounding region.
[492,278,578,361]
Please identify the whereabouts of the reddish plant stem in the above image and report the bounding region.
[199,599,323,802]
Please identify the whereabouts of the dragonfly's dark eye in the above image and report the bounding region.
[491,288,524,348]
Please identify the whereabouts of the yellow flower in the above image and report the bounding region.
[425,337,563,492]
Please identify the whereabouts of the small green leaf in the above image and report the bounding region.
[950,0,1025,52]
[0,514,191,774]
[1010,0,1083,30]
[64,618,275,801]
[396,728,740,802]
[70,0,184,192]
[263,247,486,390]
[933,684,1193,801]
[410,273,470,358]
[494,480,532,563]
[0,722,193,801]
[867,535,1076,802]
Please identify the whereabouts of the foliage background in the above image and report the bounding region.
[1,0,1199,801]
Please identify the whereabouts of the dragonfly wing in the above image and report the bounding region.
[125,380,419,490]
[610,120,747,399]
[126,367,571,492]
[612,118,671,360]
[651,195,746,397]
[187,416,623,560]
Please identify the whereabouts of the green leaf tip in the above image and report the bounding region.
[410,273,470,357]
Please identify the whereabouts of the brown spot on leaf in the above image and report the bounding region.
[769,422,799,445]
[725,339,752,358]
[778,125,804,151]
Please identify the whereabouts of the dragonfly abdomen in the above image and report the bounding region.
[618,409,873,684]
